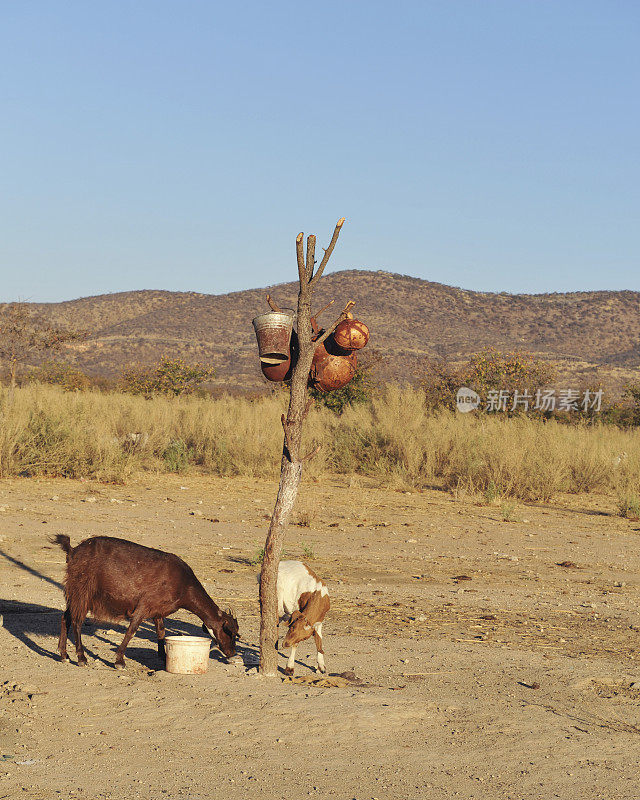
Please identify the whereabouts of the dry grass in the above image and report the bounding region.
[1,384,639,501]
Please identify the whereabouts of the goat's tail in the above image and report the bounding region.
[50,534,72,557]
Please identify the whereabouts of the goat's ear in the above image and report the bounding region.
[297,592,312,613]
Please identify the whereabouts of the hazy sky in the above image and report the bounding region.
[1,1,639,302]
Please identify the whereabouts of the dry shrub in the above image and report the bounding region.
[1,383,640,501]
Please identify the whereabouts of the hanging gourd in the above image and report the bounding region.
[332,315,369,350]
[309,314,358,392]
[311,351,357,392]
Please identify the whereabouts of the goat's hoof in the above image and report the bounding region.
[284,667,294,676]
[316,666,326,674]
[59,653,69,663]
[77,658,88,667]
[114,660,126,670]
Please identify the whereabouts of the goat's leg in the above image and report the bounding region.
[73,615,88,666]
[154,618,166,661]
[114,607,146,669]
[276,613,291,652]
[284,646,297,676]
[58,607,72,662]
[313,622,326,673]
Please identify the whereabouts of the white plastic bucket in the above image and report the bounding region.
[164,635,211,674]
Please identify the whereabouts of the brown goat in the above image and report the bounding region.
[52,535,238,669]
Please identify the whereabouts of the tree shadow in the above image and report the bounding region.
[0,548,64,590]
[1,600,64,662]
[524,502,616,518]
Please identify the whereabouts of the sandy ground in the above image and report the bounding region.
[2,473,640,800]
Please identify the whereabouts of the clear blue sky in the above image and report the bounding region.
[1,1,639,302]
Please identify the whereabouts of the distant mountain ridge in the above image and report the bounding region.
[25,269,640,392]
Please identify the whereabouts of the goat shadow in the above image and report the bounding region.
[1,599,256,670]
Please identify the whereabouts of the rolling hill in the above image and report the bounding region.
[21,269,640,393]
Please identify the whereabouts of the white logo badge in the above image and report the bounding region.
[456,387,480,413]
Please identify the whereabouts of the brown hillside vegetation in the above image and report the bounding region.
[24,270,640,392]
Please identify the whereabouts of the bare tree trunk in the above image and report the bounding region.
[258,220,347,676]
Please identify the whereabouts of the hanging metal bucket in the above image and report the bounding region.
[252,311,294,365]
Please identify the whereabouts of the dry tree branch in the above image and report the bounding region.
[310,217,345,286]
[312,299,335,319]
[296,233,306,285]
[266,294,282,312]
[315,300,356,345]
[305,235,316,282]
[301,444,321,463]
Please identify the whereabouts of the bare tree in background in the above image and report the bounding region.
[0,302,85,398]
[258,218,352,676]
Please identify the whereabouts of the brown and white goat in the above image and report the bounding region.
[260,560,330,675]
[52,535,238,669]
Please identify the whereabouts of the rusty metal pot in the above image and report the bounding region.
[252,311,294,365]
[333,318,369,351]
[260,330,298,382]
[311,352,357,392]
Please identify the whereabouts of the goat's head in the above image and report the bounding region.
[205,608,239,658]
[283,611,314,648]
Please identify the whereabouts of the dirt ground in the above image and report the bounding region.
[2,474,640,800]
